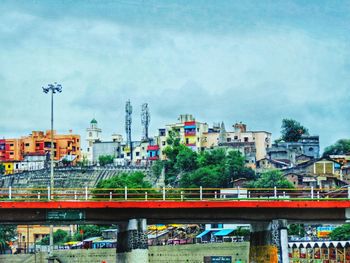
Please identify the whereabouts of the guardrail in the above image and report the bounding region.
[0,186,350,201]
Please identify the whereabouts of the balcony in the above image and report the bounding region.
[147,145,160,151]
[185,131,196,136]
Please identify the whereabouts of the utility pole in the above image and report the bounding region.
[42,83,62,258]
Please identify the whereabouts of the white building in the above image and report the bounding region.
[14,153,46,172]
[86,119,102,163]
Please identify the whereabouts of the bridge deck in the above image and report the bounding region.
[1,200,350,209]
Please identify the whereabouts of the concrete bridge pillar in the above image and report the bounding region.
[249,219,288,263]
[117,218,148,263]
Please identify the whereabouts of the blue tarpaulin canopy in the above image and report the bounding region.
[196,230,211,238]
[213,229,235,236]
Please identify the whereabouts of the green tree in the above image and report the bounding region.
[73,225,109,241]
[288,224,305,236]
[323,139,350,157]
[162,129,193,185]
[233,227,250,237]
[328,224,350,241]
[98,155,114,166]
[151,160,164,178]
[180,149,255,188]
[225,150,256,183]
[180,166,222,188]
[249,170,294,188]
[77,155,89,167]
[175,146,198,172]
[94,171,153,198]
[96,172,152,189]
[280,118,309,142]
[40,229,69,245]
[0,225,16,252]
[0,163,4,175]
[197,148,226,167]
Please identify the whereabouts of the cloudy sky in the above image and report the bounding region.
[1,0,350,151]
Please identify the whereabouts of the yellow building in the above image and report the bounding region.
[3,162,14,175]
[17,225,74,244]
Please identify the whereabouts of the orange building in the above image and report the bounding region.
[1,130,81,163]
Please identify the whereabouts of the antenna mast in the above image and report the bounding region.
[125,100,133,161]
[141,103,151,141]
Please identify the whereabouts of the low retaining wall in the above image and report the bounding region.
[149,242,249,263]
[0,242,249,263]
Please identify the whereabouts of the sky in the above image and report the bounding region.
[1,0,350,151]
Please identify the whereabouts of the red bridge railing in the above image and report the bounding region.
[0,186,349,202]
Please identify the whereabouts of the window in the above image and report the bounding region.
[8,165,11,168]
[77,139,79,142]
[244,137,248,142]
[162,141,166,146]
[10,152,13,155]
[186,138,189,144]
[234,136,238,140]
[36,143,40,147]
[309,147,314,151]
[197,138,200,142]
[136,152,140,156]
[227,138,231,142]
[10,144,14,147]
[197,128,199,132]
[89,132,92,137]
[25,143,30,147]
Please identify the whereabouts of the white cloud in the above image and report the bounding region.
[0,7,349,151]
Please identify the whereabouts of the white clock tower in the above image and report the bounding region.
[86,118,102,163]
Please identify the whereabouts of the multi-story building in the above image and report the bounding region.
[0,139,6,161]
[118,140,151,165]
[202,122,272,165]
[0,131,81,167]
[267,135,319,165]
[155,114,209,160]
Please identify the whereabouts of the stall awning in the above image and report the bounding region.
[214,229,235,236]
[196,230,211,238]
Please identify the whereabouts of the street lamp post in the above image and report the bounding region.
[42,83,62,258]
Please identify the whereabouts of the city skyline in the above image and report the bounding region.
[1,1,350,150]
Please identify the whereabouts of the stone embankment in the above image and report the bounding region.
[0,166,153,189]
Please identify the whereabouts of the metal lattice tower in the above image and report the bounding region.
[125,100,133,161]
[141,103,151,141]
[219,121,227,144]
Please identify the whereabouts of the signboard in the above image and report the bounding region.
[204,256,232,263]
[302,177,316,182]
[317,226,335,238]
[47,210,85,222]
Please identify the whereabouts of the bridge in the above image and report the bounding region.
[1,186,350,263]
